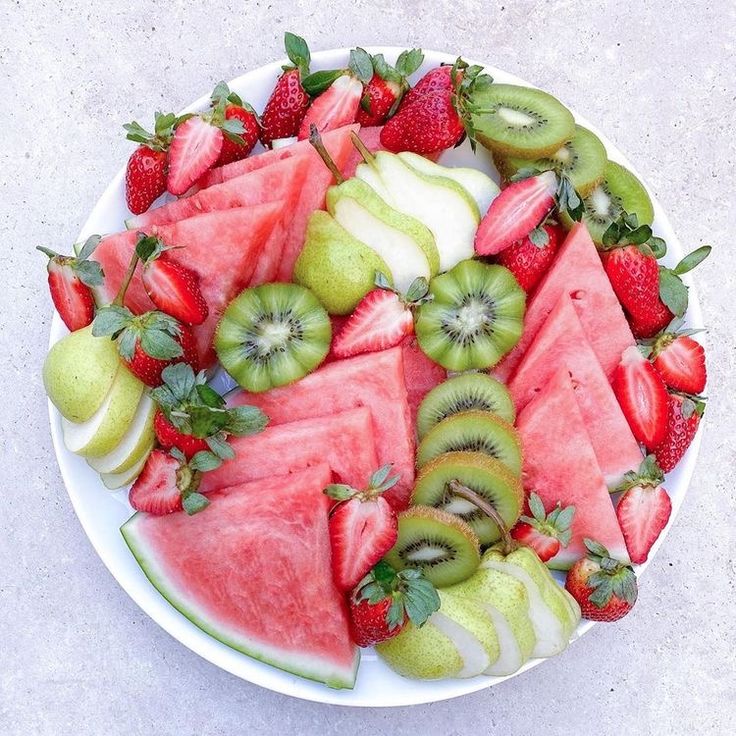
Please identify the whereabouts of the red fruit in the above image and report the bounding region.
[651,333,706,394]
[166,116,224,196]
[209,82,260,166]
[326,466,400,592]
[498,223,563,293]
[127,321,199,387]
[400,65,454,108]
[154,411,209,459]
[654,393,704,472]
[565,539,638,622]
[616,456,672,565]
[510,492,575,563]
[474,171,558,256]
[298,74,364,139]
[511,523,560,562]
[629,300,674,339]
[613,345,669,450]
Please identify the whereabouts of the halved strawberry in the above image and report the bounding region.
[166,116,224,196]
[510,492,575,563]
[615,455,672,564]
[654,393,705,472]
[498,222,564,293]
[209,82,260,166]
[474,171,558,256]
[649,331,706,395]
[612,345,669,450]
[326,466,400,592]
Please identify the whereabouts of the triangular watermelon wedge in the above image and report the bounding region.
[94,202,284,366]
[199,407,379,495]
[227,348,415,510]
[494,223,634,383]
[509,294,643,487]
[516,366,630,569]
[121,464,359,689]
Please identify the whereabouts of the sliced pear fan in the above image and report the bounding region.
[100,444,152,490]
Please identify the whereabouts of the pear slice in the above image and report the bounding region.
[62,365,144,458]
[398,152,500,215]
[87,393,156,475]
[355,152,479,273]
[100,444,152,490]
[326,178,440,291]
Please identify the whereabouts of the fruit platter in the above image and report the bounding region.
[42,40,708,706]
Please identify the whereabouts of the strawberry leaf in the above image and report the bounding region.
[395,48,424,77]
[91,305,133,337]
[284,32,310,77]
[374,271,393,290]
[349,47,374,84]
[226,405,268,436]
[301,69,345,96]
[189,451,222,472]
[161,363,197,402]
[77,234,102,262]
[673,245,711,275]
[205,433,235,460]
[658,268,689,317]
[182,491,210,515]
[528,226,550,248]
[528,492,546,521]
[324,483,356,501]
[584,538,610,559]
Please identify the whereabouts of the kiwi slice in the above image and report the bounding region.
[416,411,522,475]
[384,505,481,588]
[417,373,515,439]
[215,283,331,392]
[471,84,576,159]
[494,125,607,197]
[560,160,654,243]
[412,451,523,545]
[415,260,525,372]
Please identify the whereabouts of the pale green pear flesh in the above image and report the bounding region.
[100,443,152,490]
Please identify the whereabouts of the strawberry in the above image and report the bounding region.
[474,171,559,255]
[498,222,563,293]
[166,116,224,196]
[510,492,575,563]
[259,32,311,147]
[355,49,424,126]
[348,561,440,647]
[37,235,103,331]
[565,539,638,622]
[209,82,260,166]
[654,393,705,472]
[330,275,429,359]
[398,65,454,110]
[136,235,208,325]
[123,112,177,214]
[648,329,706,394]
[612,345,669,450]
[129,448,209,516]
[154,411,209,458]
[615,455,672,564]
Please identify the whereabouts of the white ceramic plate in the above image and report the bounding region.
[47,47,703,707]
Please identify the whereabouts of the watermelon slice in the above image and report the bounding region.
[401,337,447,426]
[494,223,634,382]
[509,294,643,487]
[227,348,415,509]
[516,366,630,569]
[199,407,379,495]
[94,203,283,366]
[121,464,359,689]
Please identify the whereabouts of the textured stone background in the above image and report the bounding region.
[2,1,735,734]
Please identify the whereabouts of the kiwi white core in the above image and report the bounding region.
[498,107,536,127]
[405,544,451,564]
[589,185,613,216]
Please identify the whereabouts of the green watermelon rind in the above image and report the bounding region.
[120,514,360,690]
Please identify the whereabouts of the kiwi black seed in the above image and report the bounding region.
[560,160,654,244]
[417,373,516,439]
[415,260,525,372]
[494,125,607,197]
[412,451,523,545]
[416,411,522,475]
[471,84,576,159]
[384,505,481,588]
[215,283,331,393]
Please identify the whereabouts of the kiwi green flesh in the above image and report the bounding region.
[471,84,575,158]
[412,451,523,546]
[495,125,607,197]
[215,283,331,392]
[416,411,522,475]
[417,373,515,439]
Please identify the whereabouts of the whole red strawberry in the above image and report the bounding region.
[510,492,575,563]
[399,65,454,109]
[154,412,209,458]
[348,561,440,647]
[654,393,705,472]
[498,223,563,293]
[565,539,638,622]
[259,32,311,147]
[649,329,706,394]
[210,82,260,166]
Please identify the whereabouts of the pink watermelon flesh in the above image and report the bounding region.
[494,222,634,383]
[227,348,415,510]
[297,75,362,140]
[516,366,630,569]
[509,294,643,487]
[121,464,359,689]
[400,337,447,427]
[199,407,379,495]
[94,202,283,366]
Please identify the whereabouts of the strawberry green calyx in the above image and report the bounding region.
[301,46,374,97]
[363,49,424,118]
[374,271,431,306]
[325,464,400,504]
[657,245,711,318]
[449,57,494,152]
[168,447,209,515]
[283,31,311,78]
[519,492,576,548]
[600,211,666,257]
[616,455,665,493]
[208,81,254,146]
[124,111,178,152]
[639,317,702,358]
[37,235,104,287]
[581,538,638,609]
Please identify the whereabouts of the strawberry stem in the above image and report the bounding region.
[308,124,344,184]
[349,131,377,167]
[113,249,140,307]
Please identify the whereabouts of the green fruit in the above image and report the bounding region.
[412,451,523,546]
[471,83,576,158]
[215,282,331,392]
[293,211,392,314]
[417,372,515,439]
[43,325,120,423]
[355,152,479,272]
[87,393,156,475]
[326,178,440,291]
[62,364,144,457]
[100,445,152,490]
[415,260,526,371]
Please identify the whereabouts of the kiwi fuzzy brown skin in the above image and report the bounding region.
[384,505,481,588]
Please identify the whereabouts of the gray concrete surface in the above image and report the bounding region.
[2,1,735,733]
